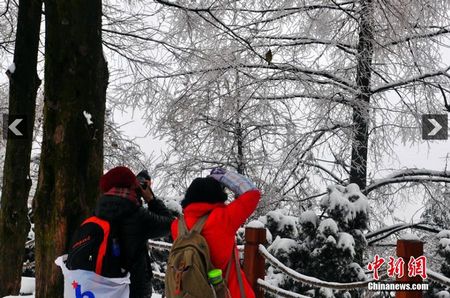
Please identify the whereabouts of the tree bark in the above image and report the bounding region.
[234,71,245,175]
[0,0,42,296]
[350,0,374,190]
[33,0,108,296]
[236,120,245,174]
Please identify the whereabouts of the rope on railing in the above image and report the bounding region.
[153,270,313,298]
[427,269,450,287]
[258,244,382,290]
[152,259,450,294]
[148,240,244,252]
[152,271,166,281]
[25,239,34,249]
[23,261,35,271]
[25,237,450,290]
[257,279,311,298]
[148,240,172,251]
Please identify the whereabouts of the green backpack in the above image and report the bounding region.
[165,214,242,298]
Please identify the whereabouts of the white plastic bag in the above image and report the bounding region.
[55,255,130,298]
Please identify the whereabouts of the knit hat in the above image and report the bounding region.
[99,166,138,193]
[181,177,228,208]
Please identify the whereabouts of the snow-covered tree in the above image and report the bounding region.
[265,184,369,297]
[426,230,450,297]
[421,184,450,230]
[0,0,16,58]
[88,1,450,220]
[144,0,450,196]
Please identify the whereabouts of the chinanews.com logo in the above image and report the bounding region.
[366,254,429,291]
[72,280,95,298]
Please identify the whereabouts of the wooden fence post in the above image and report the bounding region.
[243,227,267,298]
[396,239,424,298]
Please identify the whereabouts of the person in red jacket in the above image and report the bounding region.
[171,168,261,298]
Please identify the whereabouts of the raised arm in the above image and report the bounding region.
[209,168,261,233]
[139,183,175,239]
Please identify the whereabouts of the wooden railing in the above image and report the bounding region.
[148,227,450,298]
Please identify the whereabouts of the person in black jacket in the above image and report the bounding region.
[95,166,174,298]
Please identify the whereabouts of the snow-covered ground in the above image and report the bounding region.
[2,277,35,297]
[1,277,163,297]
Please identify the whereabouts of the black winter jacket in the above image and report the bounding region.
[95,195,173,298]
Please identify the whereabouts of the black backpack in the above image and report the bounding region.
[66,216,125,277]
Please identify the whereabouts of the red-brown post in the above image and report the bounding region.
[243,227,267,298]
[396,239,424,298]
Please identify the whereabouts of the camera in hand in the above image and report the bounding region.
[137,170,151,190]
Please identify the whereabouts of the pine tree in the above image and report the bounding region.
[266,184,369,297]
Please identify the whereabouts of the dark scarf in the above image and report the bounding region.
[104,187,141,206]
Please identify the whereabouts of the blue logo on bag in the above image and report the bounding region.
[72,280,95,298]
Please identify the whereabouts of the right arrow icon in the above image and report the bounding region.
[422,114,448,140]
[427,118,443,136]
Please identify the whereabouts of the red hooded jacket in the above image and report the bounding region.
[171,189,261,298]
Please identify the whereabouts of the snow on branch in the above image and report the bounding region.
[371,66,450,94]
[102,28,193,54]
[382,27,450,48]
[152,271,166,281]
[252,93,356,107]
[298,160,346,185]
[241,64,357,92]
[427,269,450,287]
[257,279,311,298]
[258,245,380,289]
[363,170,450,195]
[255,35,356,55]
[388,169,450,179]
[150,63,357,93]
[365,223,407,239]
[366,223,442,245]
[220,1,356,14]
[154,0,209,12]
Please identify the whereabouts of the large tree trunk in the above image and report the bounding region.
[350,0,374,269]
[33,0,108,296]
[350,0,374,191]
[0,0,42,296]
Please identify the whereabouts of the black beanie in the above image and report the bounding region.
[181,177,228,208]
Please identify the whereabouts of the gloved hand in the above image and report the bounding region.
[209,167,257,196]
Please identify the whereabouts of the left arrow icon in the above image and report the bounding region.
[2,114,27,139]
[8,119,23,136]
